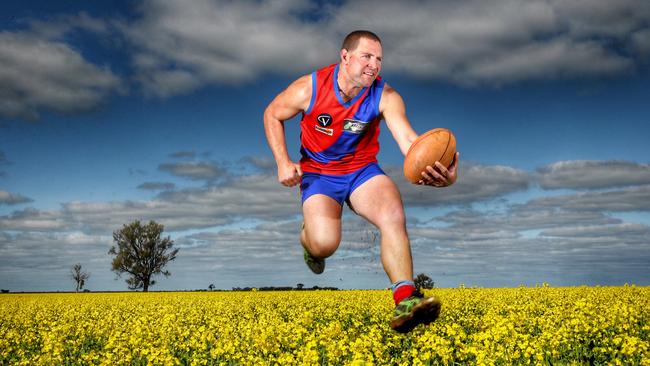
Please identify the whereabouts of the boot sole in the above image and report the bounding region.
[390,296,442,333]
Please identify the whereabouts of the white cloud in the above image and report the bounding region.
[242,156,276,173]
[537,160,650,190]
[0,173,302,233]
[3,0,649,111]
[0,29,123,120]
[320,0,645,85]
[137,182,176,191]
[552,0,650,38]
[0,230,115,291]
[0,208,66,231]
[539,222,650,239]
[632,28,650,58]
[0,190,33,205]
[119,0,650,95]
[158,161,226,181]
[121,0,338,97]
[387,163,531,206]
[526,185,650,212]
[2,158,650,289]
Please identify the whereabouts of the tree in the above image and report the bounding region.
[71,263,90,292]
[414,273,435,290]
[109,220,179,292]
[208,284,215,291]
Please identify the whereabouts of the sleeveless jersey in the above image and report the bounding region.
[300,63,385,175]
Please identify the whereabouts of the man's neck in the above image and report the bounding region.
[337,68,363,102]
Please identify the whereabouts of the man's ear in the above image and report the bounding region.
[340,48,349,64]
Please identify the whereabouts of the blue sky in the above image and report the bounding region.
[1,0,650,292]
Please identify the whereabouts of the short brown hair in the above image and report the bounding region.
[341,30,382,52]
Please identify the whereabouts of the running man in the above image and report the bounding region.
[263,30,459,333]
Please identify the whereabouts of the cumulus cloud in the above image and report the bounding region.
[117,0,650,95]
[241,156,276,173]
[0,28,123,120]
[158,161,226,181]
[632,28,650,58]
[525,185,650,212]
[0,230,115,291]
[537,160,650,190]
[435,207,621,232]
[0,191,33,205]
[539,222,650,239]
[2,158,650,289]
[332,0,646,85]
[0,208,68,231]
[409,205,649,286]
[3,0,649,111]
[0,172,301,234]
[387,162,531,206]
[120,0,338,97]
[137,182,176,191]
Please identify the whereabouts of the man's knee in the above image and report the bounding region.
[305,231,340,258]
[375,202,406,229]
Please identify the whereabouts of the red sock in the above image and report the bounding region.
[392,284,416,305]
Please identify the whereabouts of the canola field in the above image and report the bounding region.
[1,286,649,365]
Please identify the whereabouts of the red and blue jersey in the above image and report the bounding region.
[300,63,385,175]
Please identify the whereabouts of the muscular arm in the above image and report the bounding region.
[263,74,312,187]
[380,83,459,187]
[380,84,419,156]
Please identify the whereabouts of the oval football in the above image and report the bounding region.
[403,128,456,183]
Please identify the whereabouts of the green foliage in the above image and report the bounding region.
[414,273,435,290]
[109,220,179,292]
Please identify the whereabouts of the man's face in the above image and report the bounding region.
[341,37,383,87]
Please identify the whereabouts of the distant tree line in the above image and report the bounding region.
[230,285,339,292]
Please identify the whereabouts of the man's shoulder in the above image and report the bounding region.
[290,74,313,98]
[277,73,313,111]
[381,81,396,94]
[379,82,405,115]
[380,82,402,102]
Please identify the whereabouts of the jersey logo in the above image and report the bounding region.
[317,113,332,127]
[314,125,334,136]
[343,119,369,134]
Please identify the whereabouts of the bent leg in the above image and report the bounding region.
[349,174,413,283]
[301,194,343,259]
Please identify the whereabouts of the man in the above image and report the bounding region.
[263,30,459,333]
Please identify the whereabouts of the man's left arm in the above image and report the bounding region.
[380,84,459,187]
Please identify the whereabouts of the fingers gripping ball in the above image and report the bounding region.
[403,128,457,184]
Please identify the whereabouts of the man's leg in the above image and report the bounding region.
[348,174,412,283]
[349,174,441,333]
[301,194,343,260]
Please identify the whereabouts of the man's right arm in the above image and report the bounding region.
[263,74,312,187]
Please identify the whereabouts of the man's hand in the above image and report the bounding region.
[278,161,303,187]
[418,152,459,187]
